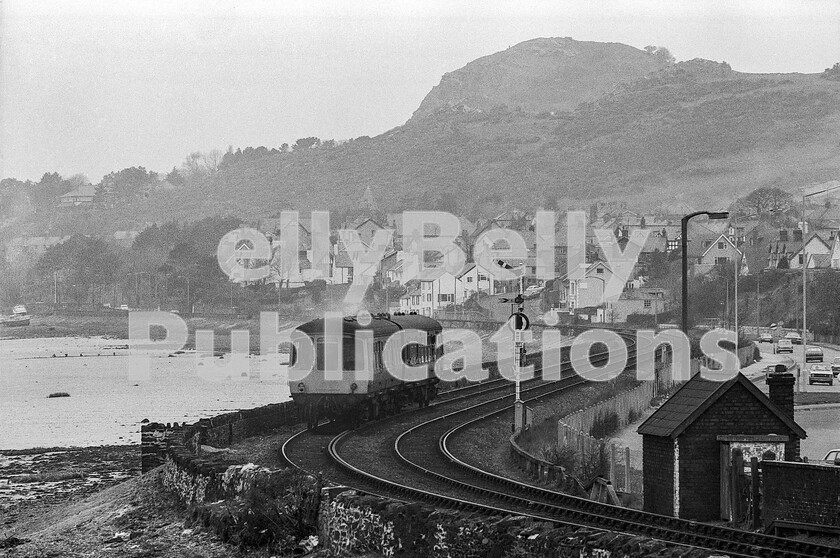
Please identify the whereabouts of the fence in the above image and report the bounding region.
[556,381,657,495]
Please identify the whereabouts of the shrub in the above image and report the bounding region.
[47,392,70,398]
[590,410,620,439]
[539,444,577,470]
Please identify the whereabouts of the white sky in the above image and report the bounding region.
[2,0,839,182]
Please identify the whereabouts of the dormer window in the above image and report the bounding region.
[780,230,788,242]
[793,230,803,242]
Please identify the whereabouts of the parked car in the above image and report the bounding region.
[785,332,803,344]
[774,339,794,354]
[808,364,834,385]
[805,347,824,362]
[831,357,840,377]
[523,285,543,299]
[759,332,773,343]
[824,449,840,465]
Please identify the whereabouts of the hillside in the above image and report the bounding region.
[7,37,840,236]
[410,37,672,120]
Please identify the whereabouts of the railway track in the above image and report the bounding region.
[284,327,838,557]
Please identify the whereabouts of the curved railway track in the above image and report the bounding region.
[283,328,838,557]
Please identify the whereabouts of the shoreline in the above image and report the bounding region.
[0,445,140,536]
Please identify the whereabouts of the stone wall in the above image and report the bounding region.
[318,489,715,557]
[140,400,299,473]
[763,461,840,529]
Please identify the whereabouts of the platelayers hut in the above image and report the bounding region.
[638,371,805,521]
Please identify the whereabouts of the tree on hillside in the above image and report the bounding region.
[98,167,156,199]
[166,167,185,186]
[202,149,225,176]
[182,151,206,180]
[293,137,321,151]
[731,187,793,219]
[823,62,840,81]
[30,172,73,211]
[644,45,675,64]
[35,235,119,304]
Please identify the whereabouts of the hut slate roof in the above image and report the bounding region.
[637,372,806,439]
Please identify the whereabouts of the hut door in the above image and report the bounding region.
[720,446,746,522]
[720,444,731,520]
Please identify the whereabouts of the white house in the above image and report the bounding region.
[558,261,613,311]
[399,287,423,314]
[790,233,831,269]
[457,263,496,297]
[694,233,742,275]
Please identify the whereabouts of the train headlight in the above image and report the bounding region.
[350,382,358,392]
[297,382,305,392]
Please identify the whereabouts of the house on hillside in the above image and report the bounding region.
[694,233,742,275]
[352,217,392,249]
[608,287,668,323]
[639,372,805,521]
[416,271,466,316]
[399,287,423,314]
[557,260,613,311]
[789,233,831,269]
[59,184,96,207]
[457,263,497,297]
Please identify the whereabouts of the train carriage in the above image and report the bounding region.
[289,313,442,428]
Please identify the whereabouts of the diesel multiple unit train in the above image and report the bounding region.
[288,313,443,428]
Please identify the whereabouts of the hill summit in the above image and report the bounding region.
[7,37,840,237]
[410,37,672,120]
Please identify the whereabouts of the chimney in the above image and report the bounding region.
[767,371,799,460]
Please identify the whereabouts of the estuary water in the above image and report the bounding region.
[0,336,291,449]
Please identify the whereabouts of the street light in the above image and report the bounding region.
[800,182,840,390]
[681,211,730,333]
[177,275,191,314]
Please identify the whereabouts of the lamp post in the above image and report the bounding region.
[801,183,840,390]
[177,275,191,314]
[681,211,730,333]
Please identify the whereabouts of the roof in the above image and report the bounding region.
[699,233,742,259]
[60,184,96,198]
[790,232,830,257]
[812,253,832,268]
[637,372,806,439]
[334,248,353,268]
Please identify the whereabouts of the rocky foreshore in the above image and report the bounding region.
[0,445,140,536]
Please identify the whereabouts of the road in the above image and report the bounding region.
[751,342,840,460]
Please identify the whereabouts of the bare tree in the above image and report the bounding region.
[202,149,224,176]
[181,151,205,179]
[731,187,793,219]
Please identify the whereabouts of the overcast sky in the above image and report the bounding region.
[3,0,839,182]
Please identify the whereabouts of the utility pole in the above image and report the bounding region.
[756,272,761,337]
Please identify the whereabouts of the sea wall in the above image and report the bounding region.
[318,489,714,558]
[140,400,299,473]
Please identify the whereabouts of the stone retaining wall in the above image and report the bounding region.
[318,489,716,557]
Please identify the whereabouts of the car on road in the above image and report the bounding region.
[785,332,803,344]
[805,347,824,363]
[523,285,544,299]
[759,332,773,343]
[774,339,794,354]
[808,364,834,385]
[832,357,840,377]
